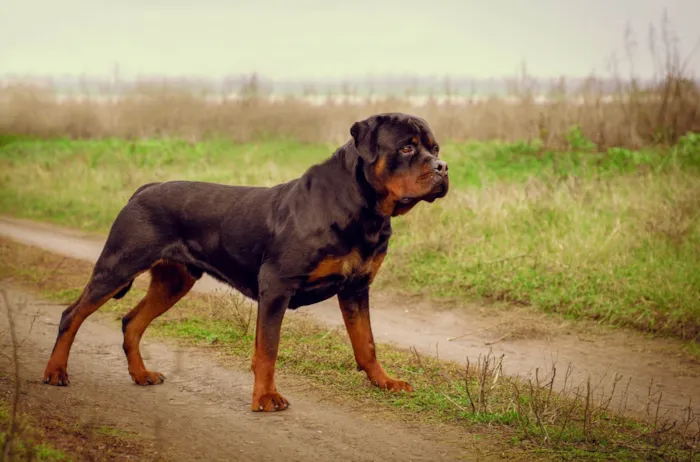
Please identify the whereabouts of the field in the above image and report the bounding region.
[1,133,699,340]
[2,238,700,461]
[1,74,700,461]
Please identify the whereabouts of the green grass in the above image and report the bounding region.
[0,434,67,462]
[1,132,700,340]
[2,239,699,461]
[0,400,68,461]
[0,392,151,461]
[93,426,138,439]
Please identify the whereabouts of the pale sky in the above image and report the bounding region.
[1,0,698,80]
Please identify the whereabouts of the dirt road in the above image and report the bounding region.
[0,286,475,461]
[1,216,699,424]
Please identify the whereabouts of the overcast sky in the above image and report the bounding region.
[1,0,698,80]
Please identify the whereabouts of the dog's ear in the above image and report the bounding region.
[350,115,384,163]
[350,120,369,146]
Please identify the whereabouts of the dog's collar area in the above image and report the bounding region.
[354,156,383,205]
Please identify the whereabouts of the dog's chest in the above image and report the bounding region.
[302,214,390,288]
[307,248,385,284]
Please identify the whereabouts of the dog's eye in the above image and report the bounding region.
[400,145,414,154]
[432,145,440,155]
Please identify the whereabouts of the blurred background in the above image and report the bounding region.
[1,0,699,145]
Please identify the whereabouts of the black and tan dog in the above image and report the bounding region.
[43,112,449,412]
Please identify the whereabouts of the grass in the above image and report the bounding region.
[390,135,700,339]
[1,132,699,340]
[93,426,138,439]
[0,276,156,462]
[0,393,154,462]
[0,399,68,461]
[1,55,699,149]
[1,238,699,461]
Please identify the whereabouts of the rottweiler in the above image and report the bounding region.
[43,112,449,412]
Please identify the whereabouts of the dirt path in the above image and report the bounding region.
[1,216,699,424]
[0,286,475,462]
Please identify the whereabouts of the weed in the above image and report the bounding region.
[2,240,700,460]
[2,136,699,340]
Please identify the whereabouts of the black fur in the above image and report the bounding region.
[44,112,450,402]
[113,280,133,300]
[88,113,448,312]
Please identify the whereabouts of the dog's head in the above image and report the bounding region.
[350,113,449,216]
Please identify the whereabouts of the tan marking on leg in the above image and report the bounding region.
[44,285,126,386]
[122,262,195,385]
[338,293,413,393]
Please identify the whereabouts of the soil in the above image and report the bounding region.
[1,215,699,450]
[0,286,476,462]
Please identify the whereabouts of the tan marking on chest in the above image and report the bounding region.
[368,252,386,283]
[308,249,385,283]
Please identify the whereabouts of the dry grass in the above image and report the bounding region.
[2,239,700,461]
[1,132,699,340]
[2,17,699,150]
[385,148,700,339]
[0,292,150,461]
[1,70,698,149]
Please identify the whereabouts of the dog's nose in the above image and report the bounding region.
[434,160,448,175]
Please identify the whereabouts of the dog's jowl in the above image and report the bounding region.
[43,112,449,412]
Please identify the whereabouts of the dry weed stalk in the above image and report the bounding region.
[205,292,254,336]
[463,349,504,415]
[0,290,42,461]
[417,344,700,458]
[0,290,21,461]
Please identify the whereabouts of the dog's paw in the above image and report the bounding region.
[43,363,70,386]
[251,392,290,412]
[130,369,166,386]
[372,377,413,393]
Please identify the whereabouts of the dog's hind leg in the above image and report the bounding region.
[43,273,136,386]
[121,262,196,385]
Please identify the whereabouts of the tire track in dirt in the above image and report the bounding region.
[0,286,473,462]
[1,216,699,424]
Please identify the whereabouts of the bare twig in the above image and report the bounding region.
[463,357,477,413]
[37,257,66,289]
[447,322,505,342]
[583,378,592,443]
[0,290,22,461]
[484,332,512,346]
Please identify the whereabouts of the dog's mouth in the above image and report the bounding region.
[432,182,447,195]
[400,176,449,204]
[425,175,449,201]
[423,182,447,203]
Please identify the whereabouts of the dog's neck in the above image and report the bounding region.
[330,142,389,219]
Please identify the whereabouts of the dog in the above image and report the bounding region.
[43,112,449,412]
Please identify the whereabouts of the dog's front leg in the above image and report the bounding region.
[338,287,413,392]
[251,268,291,412]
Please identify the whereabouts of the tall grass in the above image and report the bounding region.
[386,133,700,339]
[1,15,699,149]
[1,69,697,149]
[1,133,699,340]
[3,239,700,461]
